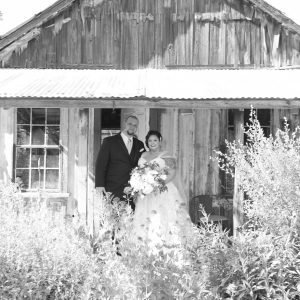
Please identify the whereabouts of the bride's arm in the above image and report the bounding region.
[163,156,177,184]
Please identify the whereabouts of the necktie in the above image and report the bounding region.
[127,138,132,154]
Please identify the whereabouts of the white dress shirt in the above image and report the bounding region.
[121,132,133,153]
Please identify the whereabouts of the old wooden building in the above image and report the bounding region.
[1,0,300,233]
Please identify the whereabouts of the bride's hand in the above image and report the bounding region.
[165,168,176,184]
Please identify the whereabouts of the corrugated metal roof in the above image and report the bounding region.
[0,68,300,100]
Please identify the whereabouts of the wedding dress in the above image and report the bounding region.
[131,152,195,251]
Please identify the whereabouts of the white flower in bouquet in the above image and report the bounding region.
[160,174,167,181]
[143,183,154,195]
[129,173,141,190]
[143,172,156,185]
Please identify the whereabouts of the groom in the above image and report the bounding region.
[95,115,145,210]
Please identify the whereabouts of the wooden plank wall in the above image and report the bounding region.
[178,110,195,202]
[233,110,244,235]
[67,108,79,215]
[66,108,95,221]
[77,109,89,217]
[152,108,227,199]
[193,109,223,196]
[272,108,300,133]
[3,0,300,68]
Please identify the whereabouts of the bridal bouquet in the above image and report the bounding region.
[129,162,168,198]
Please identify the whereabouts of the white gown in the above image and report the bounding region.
[131,154,195,251]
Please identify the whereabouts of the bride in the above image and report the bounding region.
[130,130,195,250]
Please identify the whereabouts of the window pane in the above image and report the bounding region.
[228,109,234,127]
[47,126,60,145]
[101,109,121,129]
[32,126,45,145]
[47,108,60,124]
[16,169,29,190]
[257,109,271,126]
[262,127,271,137]
[16,148,30,168]
[46,149,59,168]
[17,108,30,124]
[31,148,45,168]
[45,170,59,189]
[244,109,253,124]
[17,125,30,145]
[32,108,45,124]
[31,169,44,189]
[227,127,235,143]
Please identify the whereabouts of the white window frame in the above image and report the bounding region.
[14,108,61,192]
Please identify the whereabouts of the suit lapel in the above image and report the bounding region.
[130,138,138,160]
[117,133,130,157]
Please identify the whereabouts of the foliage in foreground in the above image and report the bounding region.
[0,184,228,299]
[214,111,300,299]
[2,112,300,299]
[0,184,94,299]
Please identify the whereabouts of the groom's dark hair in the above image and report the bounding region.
[145,130,162,148]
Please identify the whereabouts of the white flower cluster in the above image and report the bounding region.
[129,163,168,198]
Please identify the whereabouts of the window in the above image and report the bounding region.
[101,109,121,143]
[15,108,60,191]
[227,109,271,143]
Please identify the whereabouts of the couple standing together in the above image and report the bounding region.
[95,115,193,247]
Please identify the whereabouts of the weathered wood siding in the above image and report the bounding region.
[2,0,300,68]
[65,108,95,220]
[150,108,227,199]
[272,109,300,133]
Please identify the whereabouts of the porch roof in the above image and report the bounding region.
[0,68,300,109]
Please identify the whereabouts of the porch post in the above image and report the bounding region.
[0,108,15,184]
[233,109,244,236]
[77,109,89,219]
[91,109,101,236]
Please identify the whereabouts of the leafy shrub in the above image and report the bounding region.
[216,111,300,236]
[213,111,300,299]
[0,186,230,300]
[0,183,94,300]
[87,197,229,300]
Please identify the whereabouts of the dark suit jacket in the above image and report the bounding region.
[95,133,145,199]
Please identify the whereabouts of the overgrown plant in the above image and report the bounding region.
[0,186,231,299]
[0,182,94,299]
[88,195,228,300]
[213,110,300,299]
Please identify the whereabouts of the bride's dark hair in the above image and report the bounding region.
[145,130,162,148]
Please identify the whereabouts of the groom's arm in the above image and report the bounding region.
[95,138,110,188]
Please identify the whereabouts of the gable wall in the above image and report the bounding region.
[2,0,300,69]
